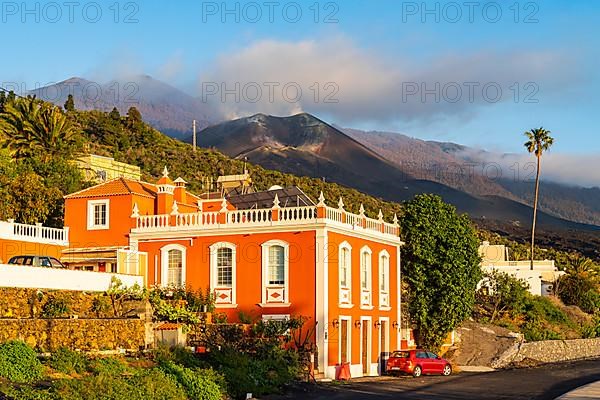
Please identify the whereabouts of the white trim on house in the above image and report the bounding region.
[315,228,329,377]
[87,199,110,230]
[262,314,290,321]
[261,239,290,305]
[160,243,186,287]
[359,246,373,309]
[338,241,353,308]
[209,241,237,308]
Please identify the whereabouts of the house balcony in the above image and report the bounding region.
[0,219,69,246]
[132,204,401,241]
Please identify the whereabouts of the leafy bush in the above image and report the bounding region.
[0,385,57,400]
[54,369,187,400]
[153,344,205,369]
[49,348,88,374]
[476,270,530,322]
[558,275,600,314]
[160,361,225,400]
[87,357,128,376]
[0,341,43,383]
[41,296,70,318]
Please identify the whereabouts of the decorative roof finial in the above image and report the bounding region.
[378,209,384,221]
[220,198,228,212]
[393,213,399,225]
[359,204,365,217]
[162,166,169,178]
[272,193,281,209]
[131,202,140,218]
[170,201,179,216]
[338,197,345,211]
[317,191,326,206]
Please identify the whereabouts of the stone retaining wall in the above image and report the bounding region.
[0,318,147,352]
[494,337,600,367]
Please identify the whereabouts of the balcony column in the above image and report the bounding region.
[316,191,327,219]
[218,198,228,225]
[271,194,280,222]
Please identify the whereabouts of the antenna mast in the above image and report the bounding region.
[192,120,197,152]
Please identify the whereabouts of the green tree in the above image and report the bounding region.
[475,270,529,323]
[64,94,75,112]
[524,127,554,270]
[109,107,121,121]
[126,106,142,127]
[400,194,482,349]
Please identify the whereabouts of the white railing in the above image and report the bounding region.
[133,205,400,239]
[0,220,69,246]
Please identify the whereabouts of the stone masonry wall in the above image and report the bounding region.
[0,318,146,352]
[493,337,600,367]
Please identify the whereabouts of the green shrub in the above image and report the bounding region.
[41,296,70,318]
[0,341,44,382]
[153,344,204,369]
[0,385,57,400]
[161,361,224,400]
[49,347,88,374]
[54,369,187,400]
[87,357,128,376]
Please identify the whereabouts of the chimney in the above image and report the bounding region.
[156,166,175,214]
[174,177,187,205]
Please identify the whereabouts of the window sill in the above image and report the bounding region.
[379,306,392,311]
[360,305,374,310]
[338,303,354,309]
[215,303,238,309]
[258,302,291,308]
[87,225,109,230]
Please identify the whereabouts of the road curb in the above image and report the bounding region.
[555,380,600,399]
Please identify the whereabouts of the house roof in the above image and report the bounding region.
[227,186,315,210]
[64,177,157,199]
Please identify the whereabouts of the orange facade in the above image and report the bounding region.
[63,173,404,378]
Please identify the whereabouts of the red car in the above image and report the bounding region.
[386,349,452,377]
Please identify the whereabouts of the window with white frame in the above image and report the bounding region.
[339,242,352,306]
[261,240,290,305]
[160,244,186,287]
[210,242,237,306]
[360,246,372,307]
[87,199,109,230]
[379,250,390,307]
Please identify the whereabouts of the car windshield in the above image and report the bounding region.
[392,351,411,358]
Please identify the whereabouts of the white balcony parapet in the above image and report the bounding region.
[132,204,400,240]
[0,220,69,246]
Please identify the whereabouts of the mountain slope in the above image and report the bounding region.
[189,113,600,235]
[29,76,216,138]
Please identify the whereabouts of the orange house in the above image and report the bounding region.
[64,168,406,378]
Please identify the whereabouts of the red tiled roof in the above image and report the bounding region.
[64,177,157,199]
[155,322,182,331]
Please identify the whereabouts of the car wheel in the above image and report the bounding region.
[442,364,452,376]
[413,366,422,377]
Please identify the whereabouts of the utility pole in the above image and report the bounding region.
[192,119,197,152]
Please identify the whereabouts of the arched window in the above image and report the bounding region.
[210,242,237,307]
[261,240,290,305]
[160,244,186,287]
[379,250,390,308]
[339,241,353,307]
[360,246,372,308]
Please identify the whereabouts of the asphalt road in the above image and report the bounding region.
[271,359,600,400]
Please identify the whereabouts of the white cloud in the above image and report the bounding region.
[197,37,577,125]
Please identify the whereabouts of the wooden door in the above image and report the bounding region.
[362,323,369,374]
[341,320,348,364]
[380,320,387,373]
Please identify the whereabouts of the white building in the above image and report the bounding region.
[478,241,563,296]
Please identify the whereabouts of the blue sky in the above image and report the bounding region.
[3,0,599,155]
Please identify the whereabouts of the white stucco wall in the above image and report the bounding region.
[0,264,142,291]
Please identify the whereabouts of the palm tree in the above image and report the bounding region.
[524,127,554,270]
[0,97,79,161]
[564,255,598,281]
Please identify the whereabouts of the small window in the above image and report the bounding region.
[87,200,110,230]
[416,351,428,359]
[49,257,64,268]
[340,246,350,288]
[217,247,233,287]
[167,249,183,286]
[268,245,285,285]
[392,351,410,358]
[427,352,438,359]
